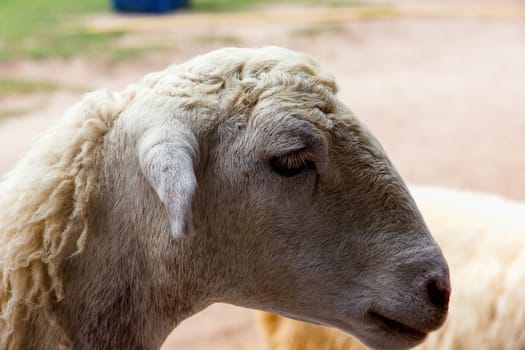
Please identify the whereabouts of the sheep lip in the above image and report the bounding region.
[367,310,428,340]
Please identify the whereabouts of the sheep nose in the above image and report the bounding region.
[425,275,450,310]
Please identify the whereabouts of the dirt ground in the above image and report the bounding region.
[1,1,524,349]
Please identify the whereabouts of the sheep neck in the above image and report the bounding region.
[47,137,212,349]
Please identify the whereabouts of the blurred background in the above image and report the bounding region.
[0,0,524,349]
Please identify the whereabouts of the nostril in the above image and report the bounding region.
[426,277,450,310]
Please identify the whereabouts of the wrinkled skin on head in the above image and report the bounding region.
[129,47,450,350]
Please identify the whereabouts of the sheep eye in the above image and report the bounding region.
[270,154,316,177]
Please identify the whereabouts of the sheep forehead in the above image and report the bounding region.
[139,46,343,134]
[249,94,336,134]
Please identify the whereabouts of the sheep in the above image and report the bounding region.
[257,186,525,350]
[0,47,450,350]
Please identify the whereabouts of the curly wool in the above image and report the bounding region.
[0,89,134,349]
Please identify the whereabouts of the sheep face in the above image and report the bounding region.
[135,48,450,350]
[187,97,449,350]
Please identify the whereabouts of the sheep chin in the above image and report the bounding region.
[318,314,428,350]
[271,308,427,350]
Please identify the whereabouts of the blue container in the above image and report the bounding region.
[112,0,189,13]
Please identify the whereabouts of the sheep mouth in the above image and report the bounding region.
[367,311,427,341]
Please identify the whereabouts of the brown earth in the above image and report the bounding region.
[0,2,524,349]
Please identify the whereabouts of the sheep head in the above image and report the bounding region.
[126,47,450,350]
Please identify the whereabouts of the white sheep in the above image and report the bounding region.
[258,186,525,350]
[0,47,450,350]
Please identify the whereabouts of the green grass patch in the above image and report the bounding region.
[190,0,360,12]
[190,0,261,12]
[0,0,122,61]
[0,0,109,41]
[0,30,127,62]
[0,78,60,96]
[0,78,90,96]
[108,45,175,62]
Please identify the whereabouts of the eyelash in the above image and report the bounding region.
[270,153,316,177]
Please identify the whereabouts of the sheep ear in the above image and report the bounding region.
[138,127,198,239]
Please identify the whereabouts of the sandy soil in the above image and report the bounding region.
[1,2,524,349]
